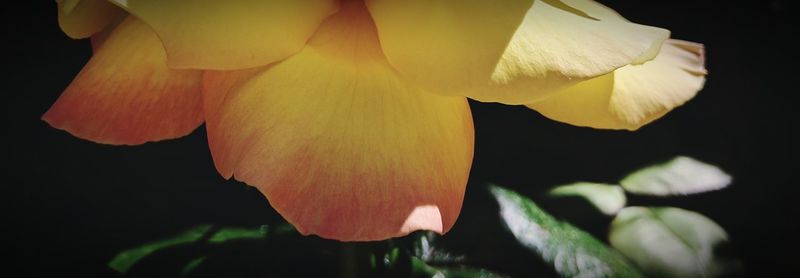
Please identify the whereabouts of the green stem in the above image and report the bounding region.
[341,243,358,278]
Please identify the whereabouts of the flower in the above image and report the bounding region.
[44,0,707,241]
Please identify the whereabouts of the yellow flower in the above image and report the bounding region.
[44,0,707,241]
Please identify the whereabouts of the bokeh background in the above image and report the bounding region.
[3,0,797,276]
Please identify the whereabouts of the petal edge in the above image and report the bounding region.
[44,16,204,145]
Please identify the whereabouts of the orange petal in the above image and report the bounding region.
[57,0,124,39]
[204,1,474,241]
[201,67,266,178]
[43,16,204,145]
[109,0,338,70]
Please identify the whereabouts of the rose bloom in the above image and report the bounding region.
[45,0,706,241]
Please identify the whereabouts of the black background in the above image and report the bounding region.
[3,0,798,276]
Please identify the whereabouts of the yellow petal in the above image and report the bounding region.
[526,39,707,130]
[204,1,474,241]
[465,0,670,104]
[57,0,124,39]
[365,0,534,94]
[43,16,204,145]
[109,0,337,70]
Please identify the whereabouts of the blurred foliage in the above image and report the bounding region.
[207,226,269,243]
[106,156,739,277]
[549,182,626,215]
[545,156,742,277]
[620,156,732,196]
[411,257,508,278]
[610,207,742,277]
[108,223,297,276]
[109,225,212,273]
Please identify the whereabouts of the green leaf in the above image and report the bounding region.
[208,225,269,243]
[272,223,297,235]
[609,207,741,277]
[108,225,212,273]
[489,185,643,278]
[384,247,400,269]
[413,232,465,265]
[108,224,288,274]
[549,182,626,215]
[180,256,207,276]
[411,257,507,278]
[620,156,731,196]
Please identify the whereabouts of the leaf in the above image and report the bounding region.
[108,225,212,273]
[411,257,508,278]
[108,224,290,274]
[620,156,732,196]
[413,232,465,265]
[609,207,741,277]
[384,247,400,269]
[550,182,626,215]
[180,256,207,276]
[489,185,643,278]
[207,225,269,243]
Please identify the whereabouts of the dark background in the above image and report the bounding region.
[3,0,797,276]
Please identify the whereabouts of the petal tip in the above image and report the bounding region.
[668,39,708,75]
[400,205,446,235]
[283,204,450,242]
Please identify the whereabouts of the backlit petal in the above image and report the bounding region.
[467,0,670,104]
[57,0,124,39]
[109,0,337,70]
[204,1,474,241]
[43,16,204,145]
[526,39,707,130]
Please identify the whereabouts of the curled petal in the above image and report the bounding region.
[204,1,474,241]
[110,0,338,70]
[368,0,668,104]
[468,0,670,104]
[57,0,124,39]
[43,16,204,145]
[527,39,707,130]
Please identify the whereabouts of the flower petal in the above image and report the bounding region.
[57,0,124,39]
[526,39,707,130]
[109,0,337,70]
[367,0,668,104]
[365,0,534,94]
[201,67,265,177]
[466,0,671,104]
[43,16,204,145]
[204,1,474,241]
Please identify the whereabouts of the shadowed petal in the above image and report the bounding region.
[365,0,533,99]
[57,0,124,39]
[204,1,474,241]
[43,16,204,145]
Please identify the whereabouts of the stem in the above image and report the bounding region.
[341,243,358,278]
